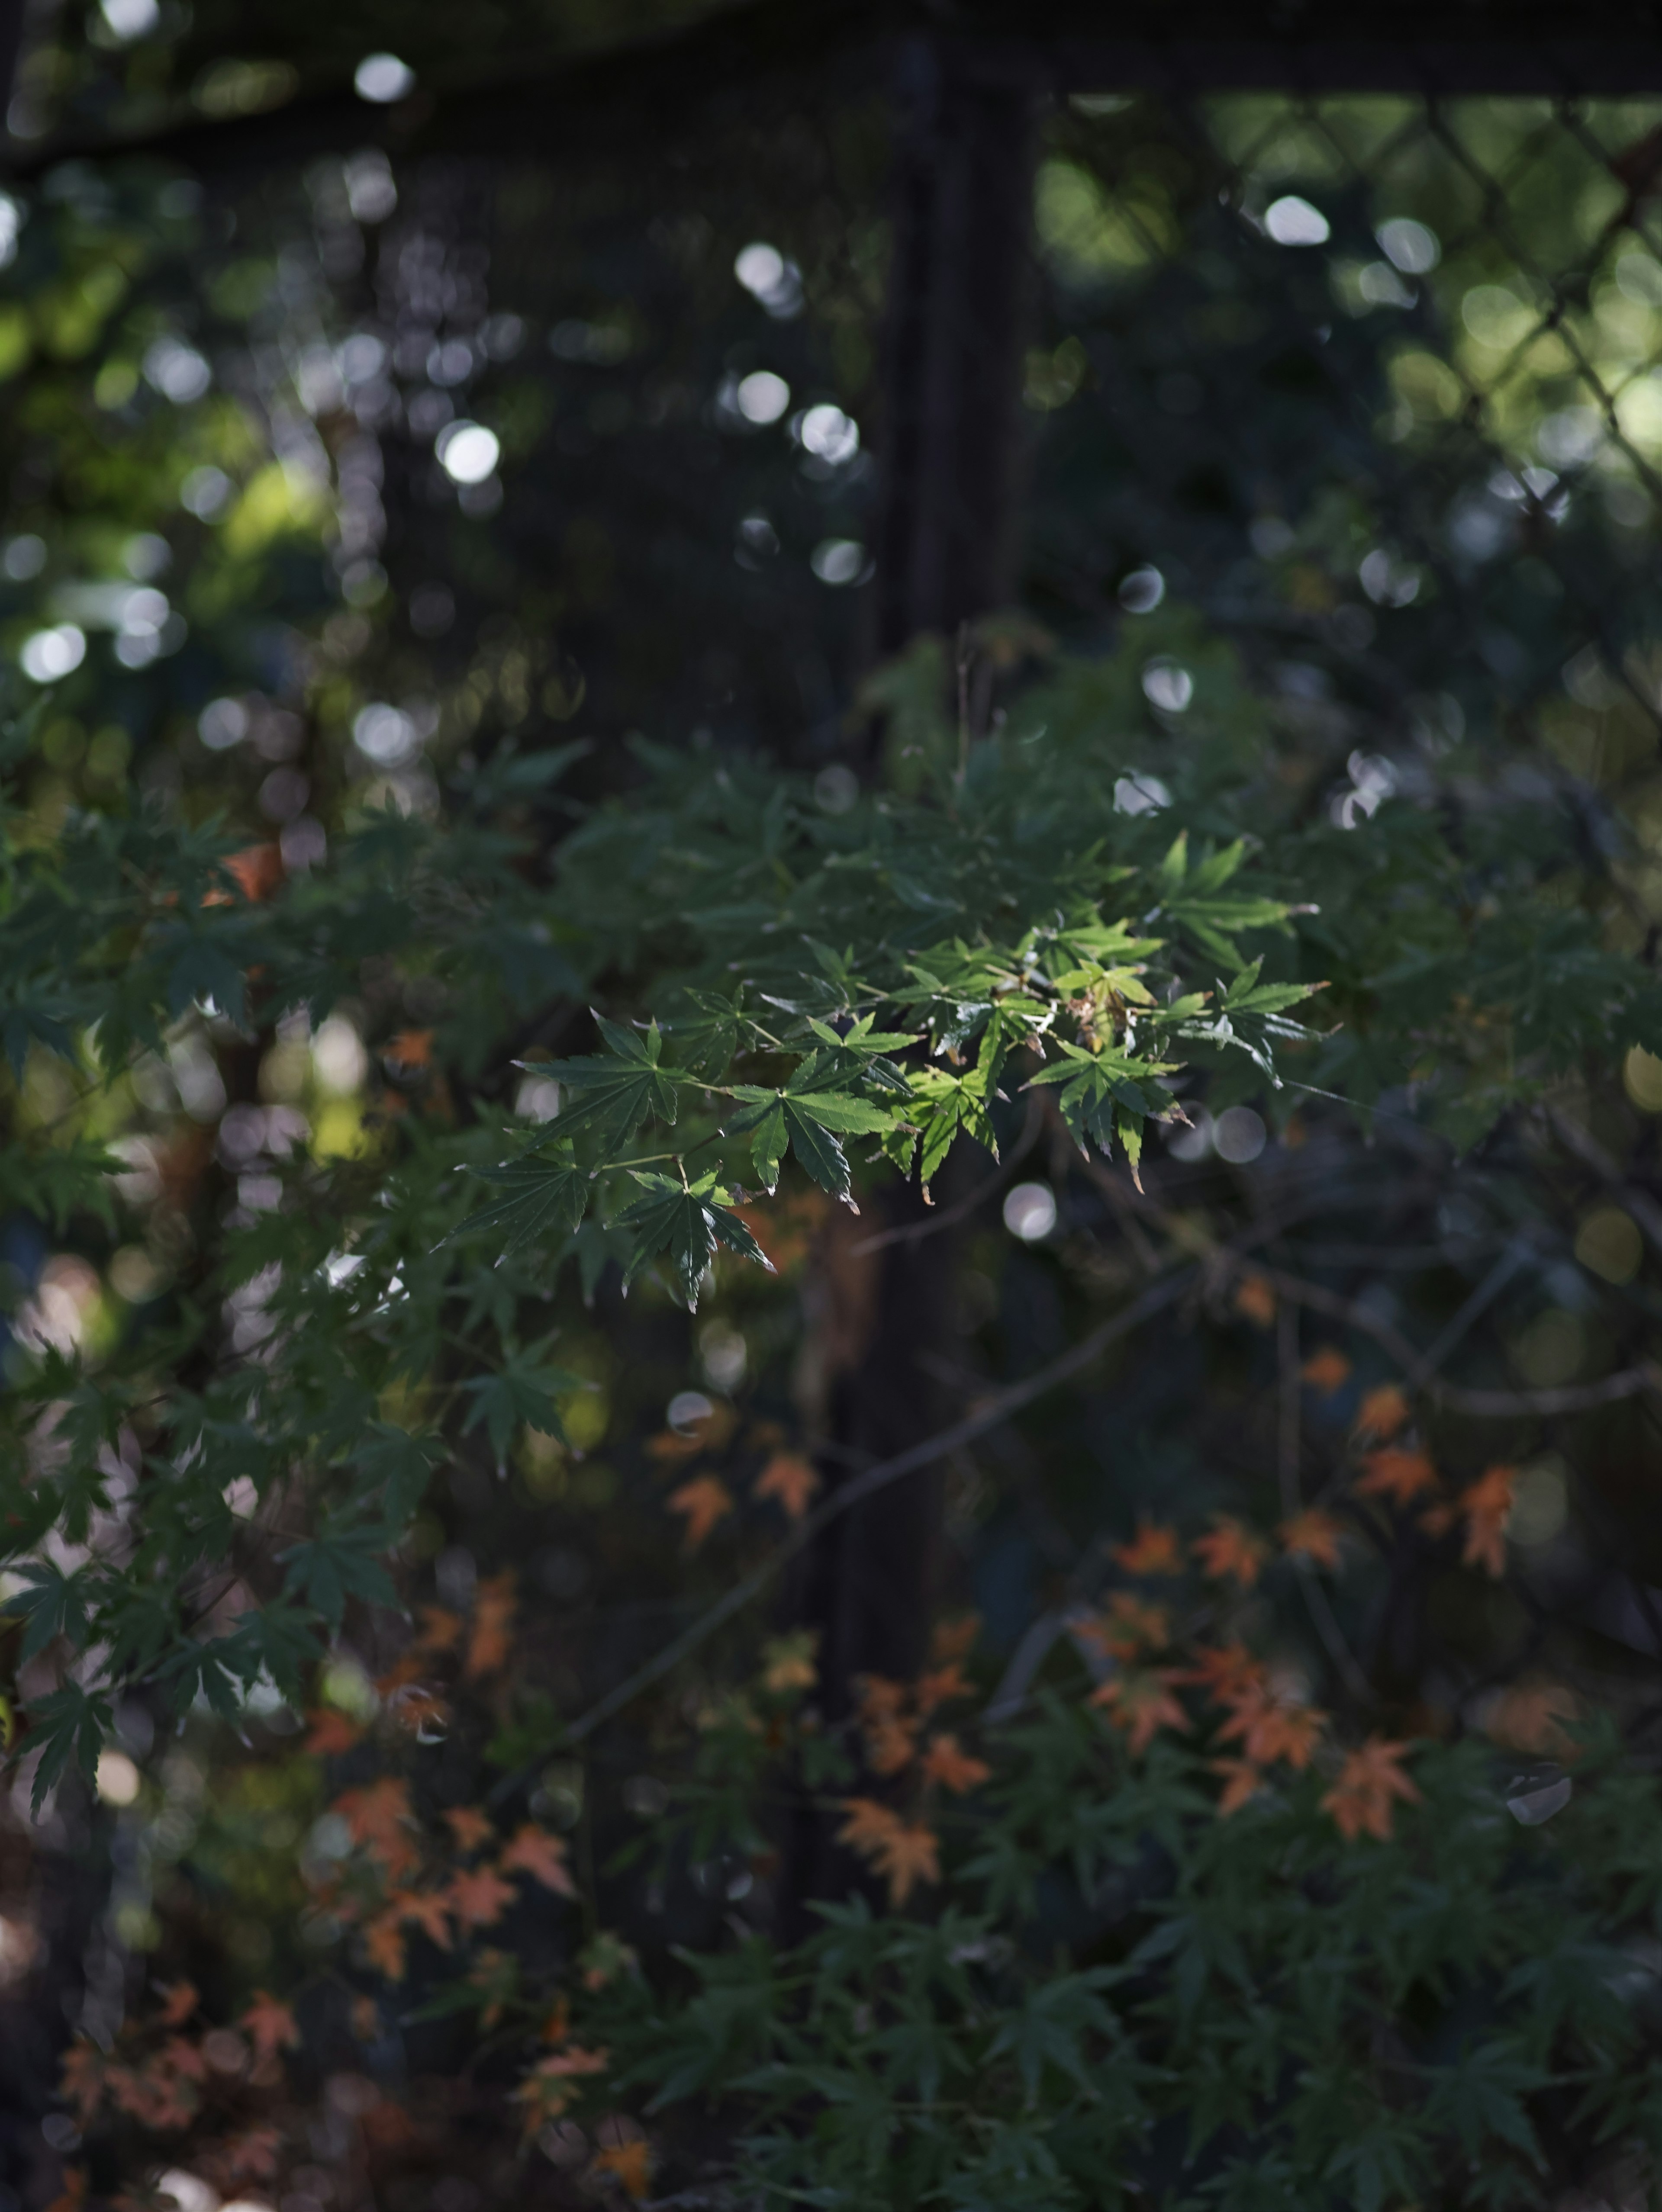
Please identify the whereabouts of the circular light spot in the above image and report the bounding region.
[1213,1106,1266,1164]
[100,0,160,40]
[1575,1205,1642,1285]
[435,420,499,484]
[814,763,859,813]
[96,1748,141,1806]
[735,370,790,424]
[354,51,414,103]
[3,533,45,579]
[1507,1461,1568,1548]
[142,337,211,404]
[810,538,868,585]
[312,1015,367,1095]
[699,1325,747,1391]
[734,242,785,297]
[180,465,232,518]
[199,697,248,750]
[1118,564,1164,612]
[352,702,418,765]
[1264,195,1330,247]
[19,624,85,682]
[1166,1108,1212,1161]
[667,1390,714,1435]
[1003,1182,1058,1242]
[1113,772,1171,816]
[1376,216,1440,273]
[798,403,859,463]
[1625,1045,1662,1113]
[1506,1774,1573,1825]
[1141,658,1193,712]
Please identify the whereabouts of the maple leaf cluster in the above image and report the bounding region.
[837,1618,987,1905]
[659,1411,822,1551]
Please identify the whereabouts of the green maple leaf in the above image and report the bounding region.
[460,1346,587,1457]
[725,1068,894,1204]
[1155,832,1298,967]
[614,1169,773,1308]
[525,1014,679,1153]
[1024,1043,1177,1161]
[26,1680,113,1811]
[450,1142,590,1251]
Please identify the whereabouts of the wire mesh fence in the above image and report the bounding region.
[8,12,1662,2196]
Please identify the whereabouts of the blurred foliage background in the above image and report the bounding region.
[7,3,1662,2209]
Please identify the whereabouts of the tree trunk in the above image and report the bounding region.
[781,40,1036,1931]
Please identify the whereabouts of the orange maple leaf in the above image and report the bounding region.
[1355,1448,1439,1507]
[931,1613,981,1663]
[1215,1684,1325,1770]
[225,842,284,903]
[390,1887,454,1948]
[1212,1758,1264,1816]
[667,1475,734,1551]
[161,2034,208,2083]
[592,2141,652,2200]
[855,1674,918,1774]
[304,1709,364,1757]
[1180,1641,1267,1704]
[223,2124,283,2181]
[1278,1508,1346,1569]
[443,1805,495,1854]
[919,1733,991,1794]
[466,1572,518,1680]
[156,1980,199,2027]
[1090,1668,1191,1755]
[915,1659,972,1715]
[754,1451,819,1520]
[1458,1464,1517,1579]
[335,1778,418,1879]
[447,1864,516,1930]
[499,1823,577,1897]
[1080,1591,1171,1661]
[1112,1521,1185,1576]
[1485,1679,1578,1756]
[1300,1347,1351,1395]
[1234,1272,1277,1328]
[415,1604,464,1654]
[1191,1516,1269,1588]
[1321,1736,1421,1841]
[239,1991,300,2063]
[364,1912,408,1981]
[835,1798,940,1906]
[384,1028,434,1069]
[1354,1383,1410,1441]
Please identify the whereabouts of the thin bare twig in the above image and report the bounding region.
[513,1266,1197,1774]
